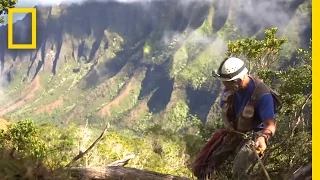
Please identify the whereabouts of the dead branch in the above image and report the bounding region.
[69,166,191,180]
[286,162,311,180]
[53,124,191,180]
[291,93,312,136]
[65,124,110,167]
[107,154,136,167]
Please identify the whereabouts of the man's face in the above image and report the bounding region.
[222,79,242,91]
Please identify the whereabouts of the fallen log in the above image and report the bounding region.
[69,166,191,180]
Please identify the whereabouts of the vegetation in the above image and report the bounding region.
[0,0,312,179]
[0,26,311,179]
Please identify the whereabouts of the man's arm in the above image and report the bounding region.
[257,94,276,137]
[255,94,276,151]
[261,119,276,140]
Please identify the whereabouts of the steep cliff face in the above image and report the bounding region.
[0,0,311,131]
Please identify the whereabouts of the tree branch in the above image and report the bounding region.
[291,93,312,136]
[65,124,110,167]
[286,162,311,180]
[107,154,136,167]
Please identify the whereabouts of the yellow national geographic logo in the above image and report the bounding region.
[8,8,37,49]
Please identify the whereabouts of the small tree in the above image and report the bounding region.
[226,27,286,75]
[0,0,18,23]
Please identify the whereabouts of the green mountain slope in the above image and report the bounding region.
[0,0,311,134]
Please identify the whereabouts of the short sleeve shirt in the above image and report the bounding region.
[220,77,275,131]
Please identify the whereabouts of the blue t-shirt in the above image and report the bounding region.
[220,77,275,131]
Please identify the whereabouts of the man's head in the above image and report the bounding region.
[213,57,249,92]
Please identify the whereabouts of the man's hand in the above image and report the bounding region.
[255,136,267,153]
[254,119,276,153]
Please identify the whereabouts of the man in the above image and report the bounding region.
[192,57,280,180]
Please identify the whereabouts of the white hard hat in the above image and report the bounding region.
[212,57,248,81]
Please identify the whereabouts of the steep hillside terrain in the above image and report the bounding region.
[0,0,311,134]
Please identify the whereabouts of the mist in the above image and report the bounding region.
[5,0,310,34]
[1,0,310,58]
